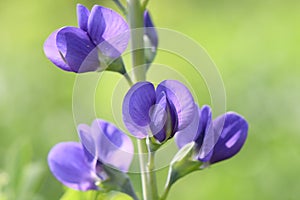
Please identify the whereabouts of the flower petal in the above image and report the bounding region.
[175,106,200,149]
[77,4,90,31]
[88,5,129,58]
[151,92,179,143]
[144,11,158,50]
[156,80,195,130]
[196,105,215,162]
[78,124,96,158]
[43,29,72,72]
[209,112,248,164]
[195,105,212,147]
[56,27,99,73]
[91,120,134,172]
[150,92,167,142]
[122,82,156,138]
[48,142,98,191]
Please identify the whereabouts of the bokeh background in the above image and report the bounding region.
[0,0,299,199]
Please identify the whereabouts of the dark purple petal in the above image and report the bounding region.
[122,82,156,139]
[88,5,129,58]
[87,6,105,45]
[194,105,212,147]
[195,105,215,162]
[209,112,248,164]
[48,142,98,191]
[43,29,72,72]
[156,80,195,131]
[77,4,90,31]
[91,120,134,172]
[144,11,158,49]
[56,27,99,73]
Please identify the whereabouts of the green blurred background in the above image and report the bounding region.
[0,0,299,199]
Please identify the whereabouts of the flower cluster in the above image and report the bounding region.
[45,2,248,200]
[48,119,133,191]
[44,4,157,74]
[176,105,248,165]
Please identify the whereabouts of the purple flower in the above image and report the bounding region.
[122,80,195,143]
[44,4,129,73]
[48,119,133,191]
[175,105,248,164]
[144,11,158,70]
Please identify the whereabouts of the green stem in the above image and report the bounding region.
[128,0,146,82]
[137,139,149,200]
[112,0,127,15]
[142,0,150,10]
[127,1,158,199]
[124,73,133,86]
[147,151,158,199]
[160,185,170,200]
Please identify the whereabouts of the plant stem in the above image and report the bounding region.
[127,0,146,82]
[113,0,127,15]
[128,1,158,199]
[137,139,149,200]
[160,184,171,200]
[147,151,158,199]
[124,73,133,86]
[142,0,150,10]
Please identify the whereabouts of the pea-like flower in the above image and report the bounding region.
[122,80,195,144]
[44,4,129,73]
[175,105,248,165]
[48,119,133,191]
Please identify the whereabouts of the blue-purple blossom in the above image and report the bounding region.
[144,10,158,66]
[44,4,129,73]
[175,105,248,164]
[122,80,195,143]
[48,119,133,191]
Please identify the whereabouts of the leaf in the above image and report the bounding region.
[60,189,133,200]
[99,191,133,200]
[60,189,98,200]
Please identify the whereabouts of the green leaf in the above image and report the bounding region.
[168,142,201,186]
[100,191,133,200]
[60,189,98,200]
[101,165,138,200]
[60,189,133,200]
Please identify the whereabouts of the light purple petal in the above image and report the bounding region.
[79,120,134,172]
[175,105,200,149]
[77,4,90,31]
[156,80,195,130]
[122,82,156,139]
[91,120,134,172]
[56,27,99,73]
[150,92,167,142]
[151,92,179,142]
[78,124,96,158]
[48,142,98,191]
[88,5,129,58]
[209,112,248,164]
[43,29,72,72]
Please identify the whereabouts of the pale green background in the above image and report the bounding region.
[0,0,299,199]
